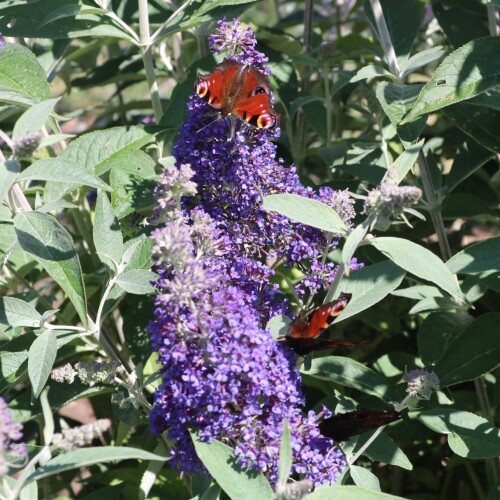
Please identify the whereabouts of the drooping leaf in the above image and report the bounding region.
[0,159,21,204]
[14,212,88,327]
[191,433,273,500]
[419,409,500,459]
[370,237,465,301]
[28,330,57,399]
[349,466,381,491]
[435,313,500,387]
[263,194,348,235]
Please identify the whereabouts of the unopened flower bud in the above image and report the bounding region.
[51,419,111,452]
[12,132,43,159]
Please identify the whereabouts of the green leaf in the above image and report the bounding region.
[60,126,152,175]
[122,236,153,272]
[109,150,157,219]
[26,447,167,483]
[392,141,423,183]
[40,3,105,27]
[17,158,111,190]
[277,419,292,488]
[12,98,60,140]
[290,96,324,119]
[305,357,395,402]
[349,466,380,491]
[28,330,57,399]
[435,313,500,387]
[375,83,426,145]
[432,2,489,49]
[400,46,446,78]
[263,194,348,235]
[115,270,156,295]
[306,485,406,499]
[350,65,394,83]
[191,434,273,500]
[418,311,474,367]
[342,220,370,271]
[443,103,500,154]
[447,236,500,274]
[419,409,500,459]
[266,314,290,340]
[93,191,123,271]
[0,0,134,41]
[370,237,465,301]
[0,159,21,203]
[0,44,50,107]
[445,137,494,193]
[336,261,406,322]
[354,432,412,470]
[0,297,42,328]
[403,37,500,123]
[14,212,88,327]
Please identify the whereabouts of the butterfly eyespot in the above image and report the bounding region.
[257,113,277,129]
[196,80,209,99]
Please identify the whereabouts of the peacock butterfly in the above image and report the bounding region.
[195,58,278,130]
[318,409,401,442]
[285,293,360,356]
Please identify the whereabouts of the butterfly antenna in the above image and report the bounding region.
[196,116,222,134]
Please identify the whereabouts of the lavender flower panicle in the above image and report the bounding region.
[51,419,111,452]
[0,397,27,477]
[149,19,355,487]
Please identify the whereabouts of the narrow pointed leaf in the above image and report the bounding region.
[17,159,111,191]
[14,212,88,327]
[26,447,167,483]
[28,330,57,399]
[191,433,273,500]
[350,466,381,491]
[370,237,465,300]
[305,357,396,402]
[277,419,292,488]
[12,98,60,140]
[336,261,406,322]
[263,194,347,234]
[93,191,123,271]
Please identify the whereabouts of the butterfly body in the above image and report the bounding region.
[319,410,401,442]
[195,59,278,130]
[285,293,357,356]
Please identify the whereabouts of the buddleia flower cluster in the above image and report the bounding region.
[0,397,27,477]
[148,20,359,486]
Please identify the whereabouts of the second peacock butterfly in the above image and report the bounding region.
[195,58,278,130]
[285,293,360,356]
[318,410,401,442]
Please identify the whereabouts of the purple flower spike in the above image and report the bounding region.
[149,19,355,487]
[0,397,27,477]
